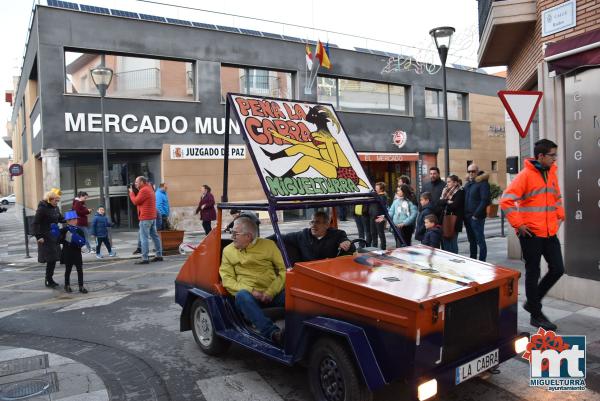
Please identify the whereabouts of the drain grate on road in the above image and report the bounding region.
[0,372,58,400]
[0,355,48,377]
[0,379,50,400]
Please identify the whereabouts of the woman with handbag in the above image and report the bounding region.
[195,184,216,235]
[437,175,465,253]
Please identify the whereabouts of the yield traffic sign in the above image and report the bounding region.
[498,91,543,138]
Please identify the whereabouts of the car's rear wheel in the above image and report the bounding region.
[190,298,231,355]
[308,338,372,401]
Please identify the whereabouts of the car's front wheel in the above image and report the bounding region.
[1,200,7,205]
[308,338,372,401]
[190,298,231,356]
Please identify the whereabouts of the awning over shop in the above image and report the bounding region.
[357,152,419,162]
[545,28,600,76]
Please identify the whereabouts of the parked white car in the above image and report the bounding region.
[0,194,16,205]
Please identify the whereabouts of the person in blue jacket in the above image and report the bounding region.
[421,214,442,248]
[155,183,170,230]
[90,206,116,258]
[386,184,417,247]
[415,192,437,243]
[463,164,491,261]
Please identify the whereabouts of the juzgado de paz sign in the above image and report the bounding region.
[230,95,372,198]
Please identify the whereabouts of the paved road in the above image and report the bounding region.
[1,252,599,401]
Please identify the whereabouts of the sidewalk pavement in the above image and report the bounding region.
[0,347,108,401]
[2,208,599,397]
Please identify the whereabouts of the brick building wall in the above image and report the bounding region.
[508,0,600,90]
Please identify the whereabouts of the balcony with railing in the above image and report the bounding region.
[477,0,536,67]
[114,68,161,96]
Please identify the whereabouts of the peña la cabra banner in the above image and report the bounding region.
[229,94,373,199]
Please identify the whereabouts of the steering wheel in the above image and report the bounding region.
[337,238,368,257]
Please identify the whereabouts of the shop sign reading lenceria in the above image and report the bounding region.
[170,145,246,160]
[229,94,372,199]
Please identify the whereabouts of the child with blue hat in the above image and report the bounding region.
[59,210,88,293]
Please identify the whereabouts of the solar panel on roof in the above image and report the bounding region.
[261,32,283,40]
[192,22,217,30]
[354,47,373,54]
[139,13,166,22]
[47,0,79,10]
[216,25,240,33]
[110,9,139,19]
[283,35,302,43]
[166,18,192,26]
[79,4,110,15]
[239,28,261,36]
[371,49,388,57]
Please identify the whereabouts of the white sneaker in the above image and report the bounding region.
[108,252,116,257]
[96,254,103,259]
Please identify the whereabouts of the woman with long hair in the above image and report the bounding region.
[437,174,465,253]
[387,184,417,247]
[195,184,216,235]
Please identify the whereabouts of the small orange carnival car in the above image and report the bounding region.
[175,94,528,401]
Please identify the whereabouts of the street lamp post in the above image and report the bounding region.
[429,26,455,178]
[90,67,114,217]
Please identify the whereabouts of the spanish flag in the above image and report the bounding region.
[316,40,331,69]
[305,44,313,70]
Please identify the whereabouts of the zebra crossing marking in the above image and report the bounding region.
[56,294,129,313]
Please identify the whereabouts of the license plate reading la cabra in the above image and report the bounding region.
[455,349,499,384]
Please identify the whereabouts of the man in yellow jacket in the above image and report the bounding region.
[220,216,285,344]
[500,139,565,331]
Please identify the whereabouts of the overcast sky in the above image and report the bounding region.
[0,0,489,158]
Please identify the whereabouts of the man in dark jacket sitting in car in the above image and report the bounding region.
[280,211,354,262]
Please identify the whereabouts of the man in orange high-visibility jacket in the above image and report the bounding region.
[500,139,565,331]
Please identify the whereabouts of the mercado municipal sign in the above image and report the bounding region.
[229,94,373,199]
[64,112,240,135]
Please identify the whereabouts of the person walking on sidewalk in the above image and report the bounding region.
[195,184,216,235]
[59,210,88,293]
[33,190,63,288]
[500,139,565,331]
[72,191,93,253]
[463,164,490,261]
[155,183,170,230]
[90,206,116,258]
[129,176,163,265]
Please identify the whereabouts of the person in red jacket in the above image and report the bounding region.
[195,184,216,235]
[500,139,565,331]
[72,191,92,253]
[129,176,163,264]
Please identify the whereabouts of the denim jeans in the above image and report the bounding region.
[442,233,459,254]
[156,212,162,230]
[78,225,91,251]
[96,237,112,254]
[235,289,285,338]
[519,235,564,316]
[139,219,162,261]
[464,217,487,261]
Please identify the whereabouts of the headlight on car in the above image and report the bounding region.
[417,379,437,401]
[515,336,529,354]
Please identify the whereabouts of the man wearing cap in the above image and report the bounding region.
[129,176,163,264]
